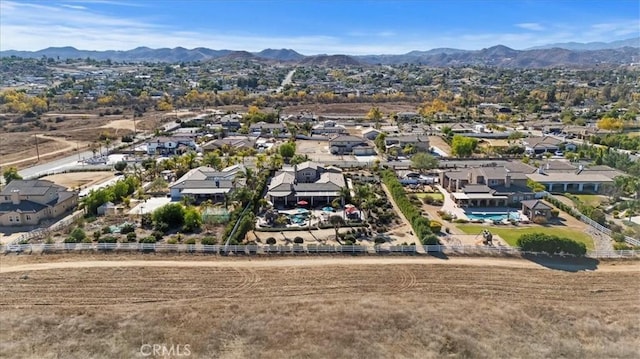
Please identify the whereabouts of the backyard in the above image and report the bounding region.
[456,224,595,250]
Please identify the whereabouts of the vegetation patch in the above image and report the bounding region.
[456,225,594,250]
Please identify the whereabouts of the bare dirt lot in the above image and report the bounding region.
[0,255,638,358]
[41,171,115,190]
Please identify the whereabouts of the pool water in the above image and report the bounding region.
[465,212,520,221]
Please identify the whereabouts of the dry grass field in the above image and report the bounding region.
[0,255,638,358]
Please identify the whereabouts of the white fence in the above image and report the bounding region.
[2,243,638,259]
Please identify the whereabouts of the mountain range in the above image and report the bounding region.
[1,38,638,68]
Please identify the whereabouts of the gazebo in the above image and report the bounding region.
[521,200,553,220]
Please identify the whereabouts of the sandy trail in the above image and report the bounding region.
[1,257,637,273]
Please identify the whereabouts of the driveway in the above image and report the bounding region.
[129,197,172,216]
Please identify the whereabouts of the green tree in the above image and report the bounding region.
[182,207,202,233]
[329,215,345,242]
[152,203,185,229]
[3,167,22,184]
[411,152,439,173]
[279,142,296,160]
[114,161,128,172]
[526,178,546,193]
[451,135,478,157]
[374,133,386,152]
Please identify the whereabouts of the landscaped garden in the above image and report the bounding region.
[456,224,594,250]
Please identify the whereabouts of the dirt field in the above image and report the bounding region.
[0,255,638,358]
[41,171,115,190]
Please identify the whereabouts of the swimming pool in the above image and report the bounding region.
[465,212,520,221]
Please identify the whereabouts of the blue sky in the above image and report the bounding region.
[1,0,638,54]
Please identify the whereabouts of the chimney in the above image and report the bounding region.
[546,162,550,170]
[505,174,511,188]
[11,189,20,205]
[467,171,472,183]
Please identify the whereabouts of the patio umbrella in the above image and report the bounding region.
[297,200,308,206]
[344,204,355,208]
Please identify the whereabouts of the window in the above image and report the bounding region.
[26,215,31,220]
[15,217,20,222]
[8,217,13,222]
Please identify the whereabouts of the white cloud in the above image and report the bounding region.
[1,1,638,55]
[60,4,88,10]
[516,23,545,31]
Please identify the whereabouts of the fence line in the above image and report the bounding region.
[546,194,640,247]
[2,242,638,258]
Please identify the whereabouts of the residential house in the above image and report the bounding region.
[146,136,197,156]
[521,136,576,155]
[396,112,421,122]
[218,114,242,131]
[385,135,430,153]
[441,165,535,207]
[249,121,286,137]
[0,180,78,226]
[266,161,346,207]
[361,127,382,140]
[525,161,616,193]
[201,136,256,153]
[169,164,246,202]
[311,120,347,135]
[329,135,375,155]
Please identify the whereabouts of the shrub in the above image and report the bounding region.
[68,227,86,242]
[139,236,157,243]
[102,226,112,234]
[152,203,185,229]
[374,237,386,244]
[293,236,304,244]
[120,223,135,234]
[421,233,439,245]
[167,238,178,244]
[126,232,137,242]
[184,238,196,245]
[98,236,118,243]
[516,233,586,256]
[613,242,631,250]
[151,230,164,241]
[532,216,547,224]
[611,233,626,243]
[440,212,453,221]
[154,221,169,233]
[550,209,560,218]
[201,236,217,245]
[429,220,442,233]
[453,218,468,223]
[266,237,277,245]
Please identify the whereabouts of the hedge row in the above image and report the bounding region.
[516,233,587,256]
[381,170,437,245]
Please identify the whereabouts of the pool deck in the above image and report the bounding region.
[435,185,530,223]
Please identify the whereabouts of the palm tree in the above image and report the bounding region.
[329,215,345,242]
[338,186,351,207]
[237,167,256,189]
[255,153,266,171]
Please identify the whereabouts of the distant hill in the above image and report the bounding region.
[2,44,638,67]
[528,37,640,51]
[298,54,363,67]
[256,48,305,61]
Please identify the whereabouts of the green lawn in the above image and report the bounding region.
[456,224,594,250]
[415,192,444,200]
[573,194,605,207]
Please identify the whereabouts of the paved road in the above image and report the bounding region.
[17,150,94,179]
[276,68,296,93]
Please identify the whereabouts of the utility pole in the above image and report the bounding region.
[34,134,40,161]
